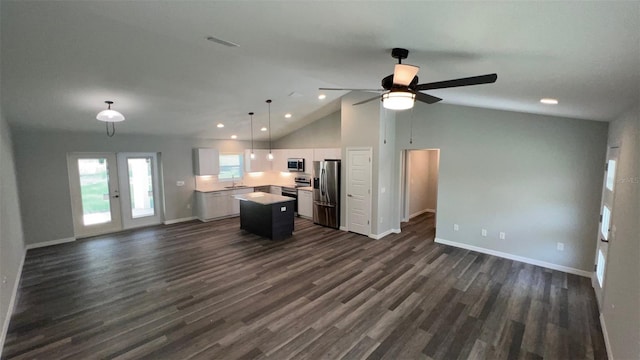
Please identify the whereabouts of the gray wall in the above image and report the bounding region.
[600,106,639,359]
[394,103,608,272]
[408,150,438,217]
[273,111,341,149]
[0,114,25,346]
[12,128,263,246]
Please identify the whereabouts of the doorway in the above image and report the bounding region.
[67,152,162,238]
[402,149,440,222]
[593,146,619,307]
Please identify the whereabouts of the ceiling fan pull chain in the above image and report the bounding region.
[409,107,414,144]
[106,122,116,137]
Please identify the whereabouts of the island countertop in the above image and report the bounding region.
[234,191,294,205]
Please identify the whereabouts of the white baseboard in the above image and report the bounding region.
[163,216,198,225]
[1,250,25,350]
[25,237,75,250]
[369,228,401,240]
[434,238,592,278]
[409,209,433,219]
[339,226,348,232]
[600,314,613,360]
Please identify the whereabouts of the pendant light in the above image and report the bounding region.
[96,100,125,137]
[249,112,255,159]
[266,99,273,160]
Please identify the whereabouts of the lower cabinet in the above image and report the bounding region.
[298,189,313,219]
[196,188,254,221]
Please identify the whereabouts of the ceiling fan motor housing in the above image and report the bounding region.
[391,48,409,61]
[382,74,419,90]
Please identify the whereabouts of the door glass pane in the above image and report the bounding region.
[606,160,616,190]
[597,249,606,286]
[128,158,155,218]
[78,158,111,225]
[601,206,611,240]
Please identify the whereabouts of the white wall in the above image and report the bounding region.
[340,92,397,237]
[0,114,26,348]
[394,103,608,273]
[273,111,340,149]
[600,105,640,360]
[11,128,267,246]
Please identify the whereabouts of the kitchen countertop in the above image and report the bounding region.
[297,186,313,191]
[234,192,296,205]
[195,184,310,193]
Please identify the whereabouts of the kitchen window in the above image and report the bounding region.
[218,153,243,181]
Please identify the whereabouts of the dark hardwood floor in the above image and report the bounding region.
[3,213,606,359]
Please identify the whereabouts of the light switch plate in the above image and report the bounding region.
[281,206,286,212]
[176,181,185,186]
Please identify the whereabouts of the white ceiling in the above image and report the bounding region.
[2,1,639,141]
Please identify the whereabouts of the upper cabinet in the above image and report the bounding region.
[313,148,341,161]
[244,149,271,173]
[193,148,220,175]
[271,149,288,172]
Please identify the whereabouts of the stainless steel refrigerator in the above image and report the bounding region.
[313,160,340,228]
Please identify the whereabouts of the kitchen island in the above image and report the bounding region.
[234,192,296,240]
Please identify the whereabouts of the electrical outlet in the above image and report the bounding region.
[499,232,506,240]
[557,242,565,251]
[453,224,459,231]
[481,229,487,237]
[186,204,191,209]
[379,217,384,224]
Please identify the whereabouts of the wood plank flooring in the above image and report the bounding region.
[3,213,606,359]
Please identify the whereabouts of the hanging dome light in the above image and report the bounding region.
[96,100,125,137]
[266,99,273,161]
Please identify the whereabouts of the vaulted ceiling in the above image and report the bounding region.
[2,1,638,140]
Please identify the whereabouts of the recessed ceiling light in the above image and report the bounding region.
[540,98,558,105]
[217,123,224,128]
[318,94,326,100]
[231,135,237,139]
[284,113,292,118]
[261,127,267,132]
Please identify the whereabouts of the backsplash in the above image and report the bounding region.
[195,171,302,191]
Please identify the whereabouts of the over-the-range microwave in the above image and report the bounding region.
[287,158,305,172]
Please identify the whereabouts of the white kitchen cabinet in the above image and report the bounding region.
[194,148,220,175]
[313,148,341,161]
[270,186,282,195]
[195,191,228,220]
[271,149,289,172]
[298,189,313,219]
[244,149,271,173]
[229,188,254,215]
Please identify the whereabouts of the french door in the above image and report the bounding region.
[68,152,161,238]
[593,147,619,307]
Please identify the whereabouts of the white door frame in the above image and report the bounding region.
[400,148,440,224]
[345,147,372,236]
[67,152,123,238]
[592,146,619,308]
[117,152,163,229]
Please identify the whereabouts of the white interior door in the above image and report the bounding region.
[117,152,162,229]
[593,147,619,307]
[346,148,372,236]
[68,153,123,238]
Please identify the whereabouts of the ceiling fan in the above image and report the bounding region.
[320,48,497,110]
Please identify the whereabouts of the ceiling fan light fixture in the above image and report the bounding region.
[382,91,415,110]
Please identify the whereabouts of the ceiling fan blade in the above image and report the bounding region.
[352,96,380,106]
[393,64,420,86]
[414,92,442,104]
[319,87,385,92]
[416,73,497,91]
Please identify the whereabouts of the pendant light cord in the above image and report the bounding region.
[266,99,272,154]
[249,112,254,154]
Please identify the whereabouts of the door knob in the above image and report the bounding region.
[113,195,120,198]
[347,194,353,197]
